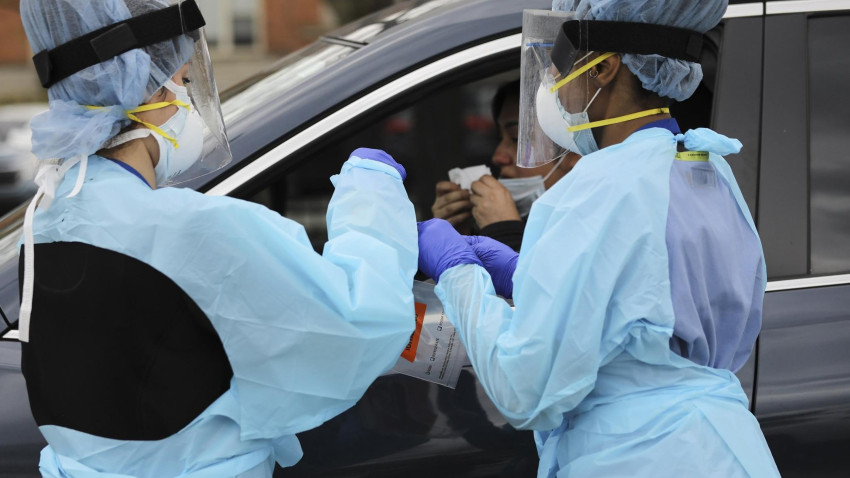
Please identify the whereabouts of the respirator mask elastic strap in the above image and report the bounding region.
[86,100,190,149]
[568,107,671,132]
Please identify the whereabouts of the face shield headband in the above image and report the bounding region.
[549,20,705,93]
[32,0,205,89]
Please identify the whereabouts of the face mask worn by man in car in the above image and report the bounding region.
[499,153,566,217]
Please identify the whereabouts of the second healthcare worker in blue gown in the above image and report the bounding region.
[17,0,417,476]
[417,0,780,476]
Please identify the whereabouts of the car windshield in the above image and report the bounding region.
[219,0,469,126]
[220,41,356,125]
[328,0,467,42]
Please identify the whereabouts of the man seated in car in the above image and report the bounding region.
[430,80,580,251]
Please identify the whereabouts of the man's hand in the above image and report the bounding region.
[432,181,473,233]
[470,175,521,228]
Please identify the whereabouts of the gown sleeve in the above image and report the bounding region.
[434,152,676,431]
[178,157,418,440]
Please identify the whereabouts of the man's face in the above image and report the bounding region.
[492,93,556,180]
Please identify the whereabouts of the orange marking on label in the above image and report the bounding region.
[401,302,426,363]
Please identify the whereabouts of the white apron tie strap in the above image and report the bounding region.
[19,154,87,342]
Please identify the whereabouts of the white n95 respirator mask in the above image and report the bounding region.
[152,80,205,185]
[535,81,601,156]
[100,79,205,187]
[535,82,578,153]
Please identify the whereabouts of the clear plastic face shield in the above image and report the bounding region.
[137,0,231,186]
[31,0,231,187]
[518,9,576,169]
[165,6,231,187]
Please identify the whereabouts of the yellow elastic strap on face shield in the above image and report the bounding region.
[550,52,616,93]
[86,99,190,149]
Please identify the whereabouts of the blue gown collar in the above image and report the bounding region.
[635,118,681,135]
[106,158,152,189]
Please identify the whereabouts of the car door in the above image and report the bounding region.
[756,2,850,477]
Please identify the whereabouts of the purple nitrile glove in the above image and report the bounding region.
[417,219,483,282]
[465,235,518,298]
[350,147,406,181]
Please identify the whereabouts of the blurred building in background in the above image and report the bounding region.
[0,0,401,103]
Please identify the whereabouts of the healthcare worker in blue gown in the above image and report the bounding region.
[17,1,417,476]
[418,1,780,476]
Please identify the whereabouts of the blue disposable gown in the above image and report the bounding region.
[26,154,418,477]
[435,127,780,477]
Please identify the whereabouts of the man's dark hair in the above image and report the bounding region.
[491,79,521,123]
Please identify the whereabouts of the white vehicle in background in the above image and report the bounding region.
[0,103,46,213]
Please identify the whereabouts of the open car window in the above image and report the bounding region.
[244,70,519,251]
[239,30,723,252]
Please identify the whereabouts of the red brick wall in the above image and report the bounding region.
[265,0,323,54]
[0,0,330,63]
[0,6,29,63]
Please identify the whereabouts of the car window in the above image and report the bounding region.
[808,14,850,275]
[242,37,720,253]
[246,72,515,251]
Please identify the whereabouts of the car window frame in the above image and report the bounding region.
[759,2,850,290]
[207,33,524,198]
[805,12,850,277]
[209,2,773,198]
